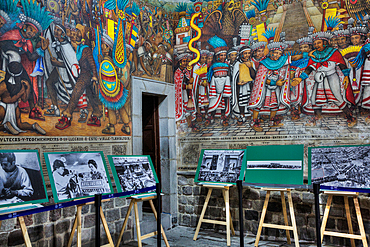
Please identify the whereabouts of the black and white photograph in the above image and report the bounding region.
[310,145,370,190]
[196,150,245,183]
[109,156,157,193]
[45,152,112,202]
[247,161,302,170]
[0,151,48,207]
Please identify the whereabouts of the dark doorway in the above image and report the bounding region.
[142,94,160,212]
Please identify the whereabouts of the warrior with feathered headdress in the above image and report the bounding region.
[0,0,52,122]
[0,0,19,35]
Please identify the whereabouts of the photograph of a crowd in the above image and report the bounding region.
[110,156,157,194]
[311,145,370,190]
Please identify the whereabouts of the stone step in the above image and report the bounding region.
[133,212,172,240]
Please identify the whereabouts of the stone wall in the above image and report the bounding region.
[178,175,370,246]
[0,197,133,247]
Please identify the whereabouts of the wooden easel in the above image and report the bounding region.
[320,191,368,247]
[67,199,114,247]
[255,188,299,247]
[193,183,235,246]
[115,193,170,247]
[0,216,32,247]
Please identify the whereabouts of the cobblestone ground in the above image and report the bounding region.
[182,113,369,138]
[125,225,337,246]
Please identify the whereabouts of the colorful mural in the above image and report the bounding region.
[173,0,370,136]
[0,0,175,136]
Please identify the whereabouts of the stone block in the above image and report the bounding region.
[182,214,191,225]
[0,218,16,231]
[37,239,49,247]
[0,232,7,246]
[182,187,192,195]
[332,195,344,205]
[193,187,200,195]
[49,209,61,222]
[296,204,312,214]
[63,206,76,218]
[44,223,54,238]
[81,205,90,214]
[114,197,127,207]
[244,210,258,221]
[185,205,194,214]
[179,205,185,213]
[56,219,70,234]
[326,218,335,230]
[302,192,315,204]
[267,201,282,212]
[120,206,130,218]
[243,187,260,200]
[105,208,120,222]
[329,206,343,217]
[8,229,23,246]
[291,192,302,203]
[83,214,95,228]
[102,200,114,210]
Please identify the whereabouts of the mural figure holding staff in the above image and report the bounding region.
[292,31,357,127]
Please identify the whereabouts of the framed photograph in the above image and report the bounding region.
[0,150,48,208]
[195,149,247,184]
[309,145,370,192]
[108,155,158,196]
[245,145,305,186]
[44,152,113,203]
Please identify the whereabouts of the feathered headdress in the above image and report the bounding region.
[325,16,341,31]
[208,36,228,55]
[349,18,368,36]
[19,0,53,32]
[333,24,349,37]
[0,0,19,24]
[262,27,276,43]
[311,31,333,42]
[251,41,266,51]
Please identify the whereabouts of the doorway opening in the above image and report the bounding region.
[142,94,160,212]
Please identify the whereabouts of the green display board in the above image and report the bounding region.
[108,155,159,197]
[195,149,247,185]
[244,145,304,186]
[44,151,113,203]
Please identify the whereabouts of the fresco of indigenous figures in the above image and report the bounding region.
[0,0,175,137]
[173,0,370,138]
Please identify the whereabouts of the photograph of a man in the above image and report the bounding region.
[0,151,47,207]
[0,152,33,199]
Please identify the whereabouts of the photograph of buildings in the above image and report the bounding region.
[247,161,302,170]
[197,150,244,183]
[311,146,370,189]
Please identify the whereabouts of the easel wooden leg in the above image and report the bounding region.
[134,201,142,247]
[344,196,355,247]
[77,204,82,247]
[100,207,114,247]
[255,191,270,247]
[281,191,291,245]
[18,216,31,247]
[354,196,368,247]
[222,189,235,236]
[193,188,213,241]
[321,195,333,244]
[287,191,299,247]
[68,205,82,247]
[149,200,170,247]
[116,200,134,247]
[225,189,231,246]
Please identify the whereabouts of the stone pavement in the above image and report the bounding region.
[124,225,338,246]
